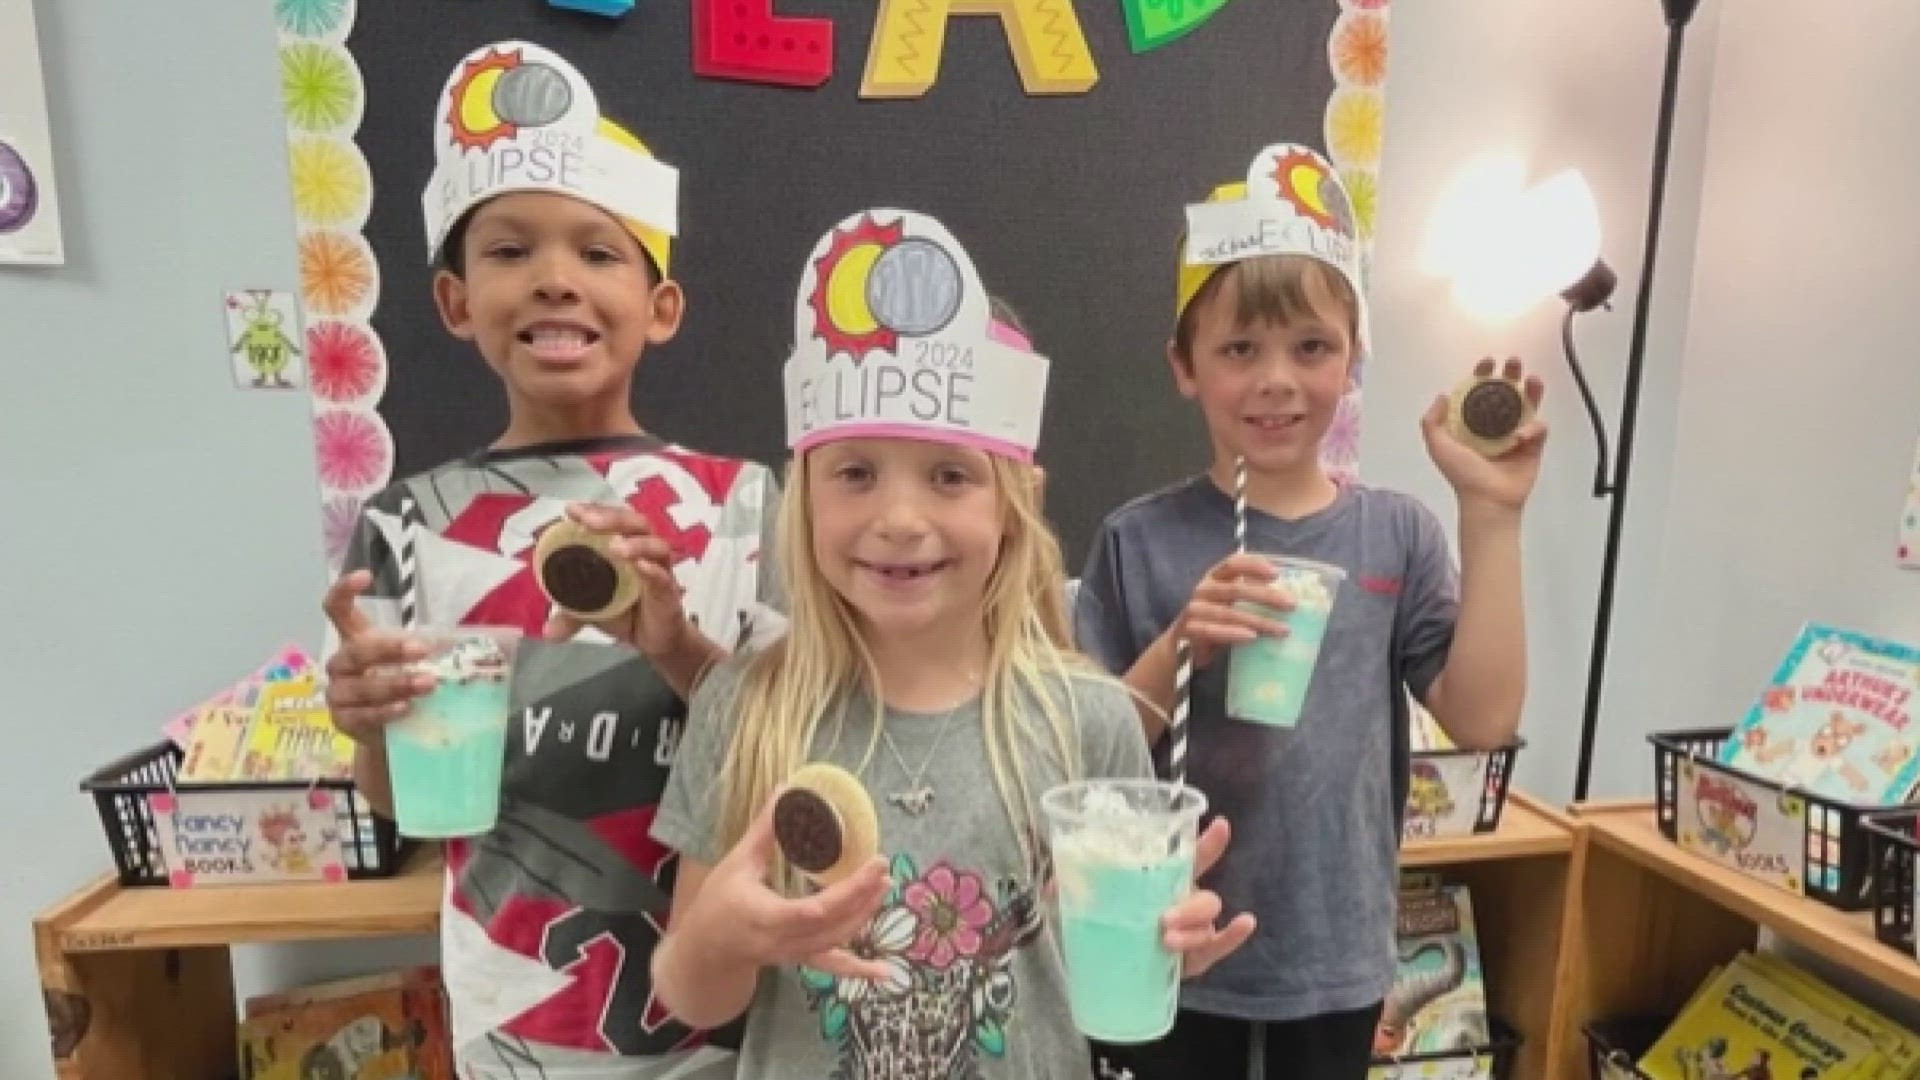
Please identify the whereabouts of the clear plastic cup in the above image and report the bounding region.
[1041,779,1207,1044]
[382,627,519,838]
[1226,554,1345,728]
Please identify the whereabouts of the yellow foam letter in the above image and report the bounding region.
[861,0,1098,99]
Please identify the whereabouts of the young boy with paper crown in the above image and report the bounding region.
[319,41,781,1080]
[648,207,1256,1080]
[1075,143,1547,1078]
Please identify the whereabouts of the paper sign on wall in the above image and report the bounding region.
[0,0,65,265]
[1675,759,1806,895]
[226,288,307,390]
[149,788,347,887]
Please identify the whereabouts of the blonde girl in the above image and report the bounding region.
[649,210,1253,1080]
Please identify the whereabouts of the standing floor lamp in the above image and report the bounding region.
[1423,0,1705,800]
[1566,0,1704,801]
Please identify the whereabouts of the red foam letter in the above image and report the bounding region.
[694,0,834,88]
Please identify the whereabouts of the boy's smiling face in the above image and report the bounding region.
[1171,259,1357,481]
[433,191,682,421]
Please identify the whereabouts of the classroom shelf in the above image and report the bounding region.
[44,794,1769,1080]
[33,846,443,1080]
[1398,790,1581,1080]
[1553,801,1920,1080]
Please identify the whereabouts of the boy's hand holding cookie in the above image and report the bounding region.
[1423,356,1548,514]
[539,502,697,659]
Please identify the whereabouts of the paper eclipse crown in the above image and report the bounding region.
[422,40,678,274]
[784,209,1049,463]
[1178,143,1369,351]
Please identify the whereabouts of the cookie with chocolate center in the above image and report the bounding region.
[1447,369,1535,458]
[774,763,880,887]
[533,518,641,622]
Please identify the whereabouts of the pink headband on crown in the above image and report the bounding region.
[988,319,1032,353]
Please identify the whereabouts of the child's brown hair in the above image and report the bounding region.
[1173,253,1361,365]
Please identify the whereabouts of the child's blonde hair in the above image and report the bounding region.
[1174,252,1361,363]
[714,449,1091,891]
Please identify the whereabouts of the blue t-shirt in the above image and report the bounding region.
[1074,477,1459,1023]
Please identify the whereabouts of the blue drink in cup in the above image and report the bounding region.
[1041,779,1207,1043]
[383,627,519,838]
[1226,555,1344,728]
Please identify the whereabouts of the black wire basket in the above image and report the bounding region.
[1652,727,1894,911]
[81,740,408,888]
[1370,1016,1522,1080]
[1404,740,1524,842]
[1584,1015,1671,1080]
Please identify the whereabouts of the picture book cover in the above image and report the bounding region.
[235,676,355,782]
[1721,624,1920,804]
[1375,882,1491,1058]
[1743,952,1919,1080]
[179,705,256,783]
[239,966,451,1080]
[164,645,314,748]
[1639,953,1881,1080]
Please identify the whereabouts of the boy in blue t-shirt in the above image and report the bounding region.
[1075,144,1546,1079]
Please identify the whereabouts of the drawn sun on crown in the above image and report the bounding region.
[1269,148,1355,239]
[808,217,904,363]
[444,46,574,153]
[806,215,967,365]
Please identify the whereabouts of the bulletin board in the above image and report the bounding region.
[271,0,1390,568]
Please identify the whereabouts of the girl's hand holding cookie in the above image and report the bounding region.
[680,781,893,981]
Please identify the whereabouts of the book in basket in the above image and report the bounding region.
[1638,952,1883,1080]
[1721,624,1920,805]
[1741,952,1920,1080]
[234,676,356,782]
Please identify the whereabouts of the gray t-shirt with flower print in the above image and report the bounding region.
[652,655,1154,1080]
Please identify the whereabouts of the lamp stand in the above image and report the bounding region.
[1569,0,1702,802]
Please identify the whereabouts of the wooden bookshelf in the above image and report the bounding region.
[1399,790,1580,1080]
[50,850,442,953]
[33,847,443,1080]
[1405,790,1576,867]
[27,794,1595,1080]
[1553,801,1920,1080]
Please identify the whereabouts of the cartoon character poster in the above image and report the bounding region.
[225,288,308,390]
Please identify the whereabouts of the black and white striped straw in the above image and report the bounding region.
[1233,455,1248,554]
[1167,456,1247,787]
[1168,638,1193,784]
[396,496,425,630]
